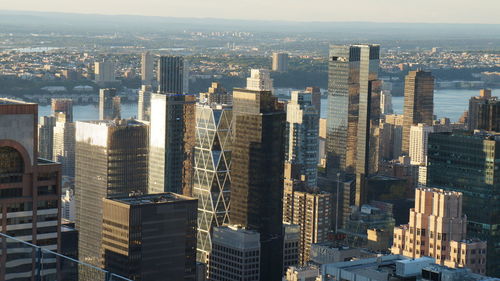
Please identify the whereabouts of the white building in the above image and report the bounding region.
[380,90,393,115]
[53,112,75,178]
[246,69,273,93]
[141,51,154,84]
[409,123,434,166]
[61,189,76,221]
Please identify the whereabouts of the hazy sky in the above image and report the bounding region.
[1,0,499,24]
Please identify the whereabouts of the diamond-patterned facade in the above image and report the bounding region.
[193,104,233,263]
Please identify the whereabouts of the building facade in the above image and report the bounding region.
[401,70,434,154]
[99,88,121,120]
[272,52,289,72]
[409,123,434,166]
[193,103,233,263]
[38,115,55,160]
[199,82,231,105]
[141,51,154,85]
[157,56,188,94]
[94,61,116,83]
[52,112,75,178]
[102,193,197,281]
[246,69,273,92]
[75,120,149,267]
[137,85,152,121]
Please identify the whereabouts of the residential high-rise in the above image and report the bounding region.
[53,112,75,178]
[193,103,233,263]
[272,52,289,72]
[283,223,300,271]
[38,115,55,160]
[246,69,273,92]
[157,56,188,94]
[51,98,73,122]
[401,70,434,154]
[283,181,332,265]
[285,91,320,188]
[148,93,196,195]
[230,87,286,281]
[409,123,434,166]
[137,85,152,121]
[326,44,381,206]
[99,88,121,120]
[199,82,231,105]
[0,99,62,279]
[305,86,322,116]
[75,119,149,266]
[467,89,499,132]
[94,61,116,83]
[427,131,499,277]
[141,51,154,85]
[380,90,393,115]
[102,193,197,281]
[208,225,261,281]
[379,114,404,161]
[468,89,491,130]
[391,188,487,275]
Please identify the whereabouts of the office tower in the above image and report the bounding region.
[318,118,327,165]
[75,119,149,266]
[283,223,300,271]
[401,70,434,154]
[99,88,121,120]
[272,52,289,72]
[148,93,196,195]
[379,114,404,161]
[199,82,231,105]
[158,56,188,94]
[38,115,55,159]
[326,44,381,206]
[141,51,154,85]
[94,61,116,83]
[283,182,332,265]
[305,86,322,116]
[51,98,73,123]
[246,69,273,92]
[380,90,393,115]
[230,87,286,281]
[102,193,197,281]
[427,131,499,276]
[409,123,434,166]
[53,112,75,178]
[208,225,260,281]
[391,188,487,275]
[468,89,499,132]
[286,91,320,188]
[61,188,76,221]
[0,99,62,278]
[193,103,233,263]
[138,85,152,121]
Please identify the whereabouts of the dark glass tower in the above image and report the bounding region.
[158,56,188,94]
[427,131,500,277]
[326,44,380,206]
[401,70,434,154]
[230,88,286,281]
[75,120,149,267]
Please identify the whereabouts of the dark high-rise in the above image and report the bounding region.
[99,88,121,120]
[427,131,500,277]
[75,120,149,267]
[157,56,188,94]
[326,44,380,206]
[230,88,286,281]
[102,193,197,281]
[401,70,434,154]
[468,89,499,132]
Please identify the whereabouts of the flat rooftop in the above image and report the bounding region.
[111,192,196,205]
[77,119,146,127]
[0,98,36,105]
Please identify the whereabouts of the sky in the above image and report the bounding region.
[1,0,499,24]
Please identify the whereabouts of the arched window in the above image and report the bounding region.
[0,146,24,183]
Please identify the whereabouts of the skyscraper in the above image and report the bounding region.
[427,131,500,277]
[230,87,286,280]
[246,69,273,92]
[51,98,73,123]
[193,103,233,263]
[401,70,434,154]
[467,89,499,132]
[305,86,322,116]
[102,193,197,281]
[141,51,154,85]
[0,99,62,279]
[208,225,261,281]
[272,52,289,72]
[391,188,487,275]
[94,61,116,83]
[380,90,393,115]
[53,112,75,178]
[326,44,381,206]
[468,89,491,130]
[38,115,55,160]
[408,123,434,166]
[148,93,196,195]
[99,88,121,120]
[157,56,188,94]
[285,90,320,188]
[137,85,152,121]
[75,119,149,266]
[199,82,231,105]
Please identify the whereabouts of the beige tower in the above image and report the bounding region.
[391,188,486,275]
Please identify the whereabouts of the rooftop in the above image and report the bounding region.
[0,98,35,105]
[111,192,196,206]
